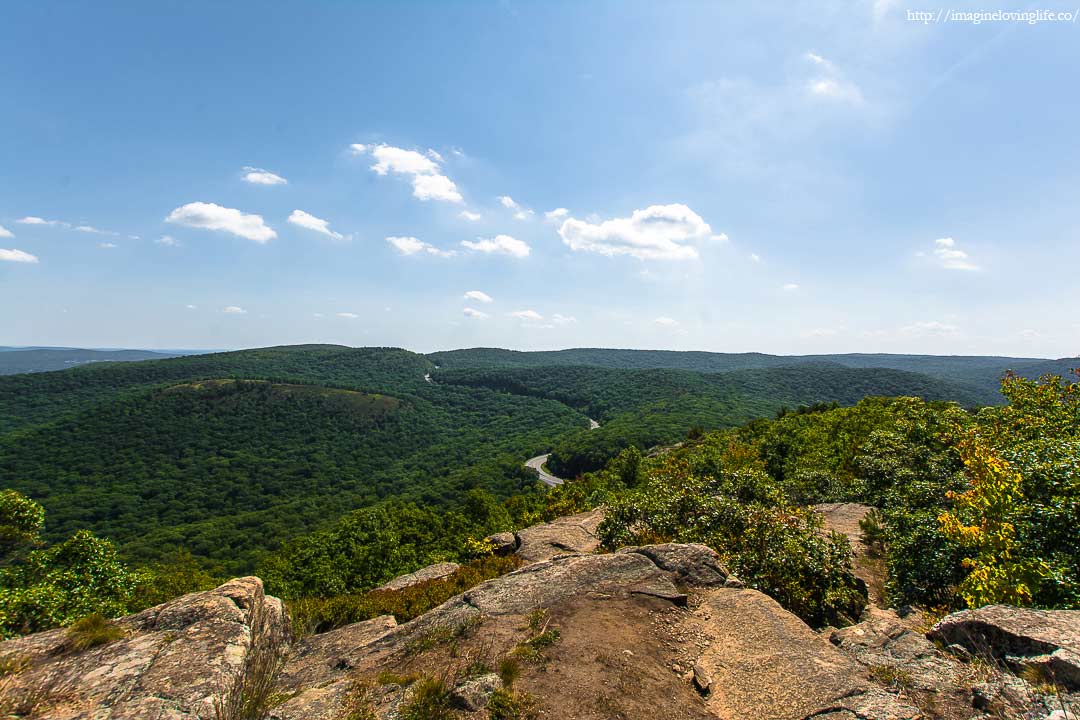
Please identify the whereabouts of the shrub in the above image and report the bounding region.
[65,614,125,652]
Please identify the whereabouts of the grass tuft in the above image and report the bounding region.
[65,614,125,652]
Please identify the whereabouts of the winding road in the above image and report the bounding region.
[525,418,600,487]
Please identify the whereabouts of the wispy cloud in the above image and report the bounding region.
[804,52,864,105]
[223,305,247,314]
[386,236,455,257]
[463,307,489,319]
[0,248,38,263]
[927,237,979,271]
[461,234,530,258]
[337,312,359,319]
[509,309,543,321]
[156,235,179,246]
[459,210,482,221]
[464,290,493,303]
[0,225,13,239]
[288,210,345,241]
[242,167,288,185]
[544,208,569,223]
[166,202,276,243]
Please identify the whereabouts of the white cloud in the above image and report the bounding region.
[804,52,864,105]
[411,173,463,202]
[288,209,344,241]
[749,253,762,263]
[558,204,719,261]
[166,202,276,243]
[459,210,482,221]
[513,209,534,221]
[185,304,197,310]
[463,307,489,319]
[242,167,288,185]
[313,312,324,318]
[930,237,979,271]
[552,313,577,325]
[157,235,179,246]
[386,236,455,257]
[498,196,520,209]
[98,242,117,249]
[0,248,38,263]
[901,320,958,336]
[509,309,543,321]
[544,208,569,223]
[654,316,680,327]
[461,234,531,258]
[337,312,359,319]
[782,283,800,291]
[464,290,493,303]
[223,306,247,314]
[17,216,63,226]
[0,225,13,238]
[76,225,115,235]
[351,143,462,203]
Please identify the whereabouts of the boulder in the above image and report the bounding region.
[513,508,604,563]
[485,531,518,555]
[374,561,460,592]
[0,577,287,720]
[618,543,729,587]
[929,605,1080,689]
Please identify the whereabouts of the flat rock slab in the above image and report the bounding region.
[374,561,460,592]
[513,508,604,563]
[277,614,397,690]
[693,588,920,720]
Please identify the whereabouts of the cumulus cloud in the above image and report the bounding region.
[0,248,38,263]
[804,52,864,105]
[337,312,359,319]
[929,237,979,271]
[461,234,531,258]
[166,202,276,243]
[459,210,482,221]
[242,167,287,185]
[558,204,720,261]
[544,208,569,223]
[463,307,489,319]
[0,225,13,238]
[464,290,493,303]
[223,306,247,314]
[498,196,520,209]
[386,236,455,257]
[497,196,533,221]
[157,235,179,246]
[288,209,345,241]
[351,143,462,203]
[509,309,543,321]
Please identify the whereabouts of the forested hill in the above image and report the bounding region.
[0,343,1057,576]
[428,347,1077,400]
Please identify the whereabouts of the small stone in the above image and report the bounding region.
[692,663,712,694]
[723,575,745,589]
[450,673,502,712]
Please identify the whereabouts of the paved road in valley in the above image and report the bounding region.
[524,418,599,487]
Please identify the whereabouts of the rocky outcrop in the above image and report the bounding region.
[929,605,1080,689]
[374,561,460,592]
[0,577,287,719]
[511,507,604,563]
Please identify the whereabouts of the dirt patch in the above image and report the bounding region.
[813,502,888,608]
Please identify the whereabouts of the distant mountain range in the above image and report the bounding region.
[0,347,210,375]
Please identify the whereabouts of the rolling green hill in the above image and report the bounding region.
[435,363,994,476]
[0,347,192,375]
[3,343,1068,576]
[428,347,1077,400]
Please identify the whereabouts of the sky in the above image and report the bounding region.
[2,1,1078,357]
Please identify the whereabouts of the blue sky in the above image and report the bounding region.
[2,1,1078,357]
